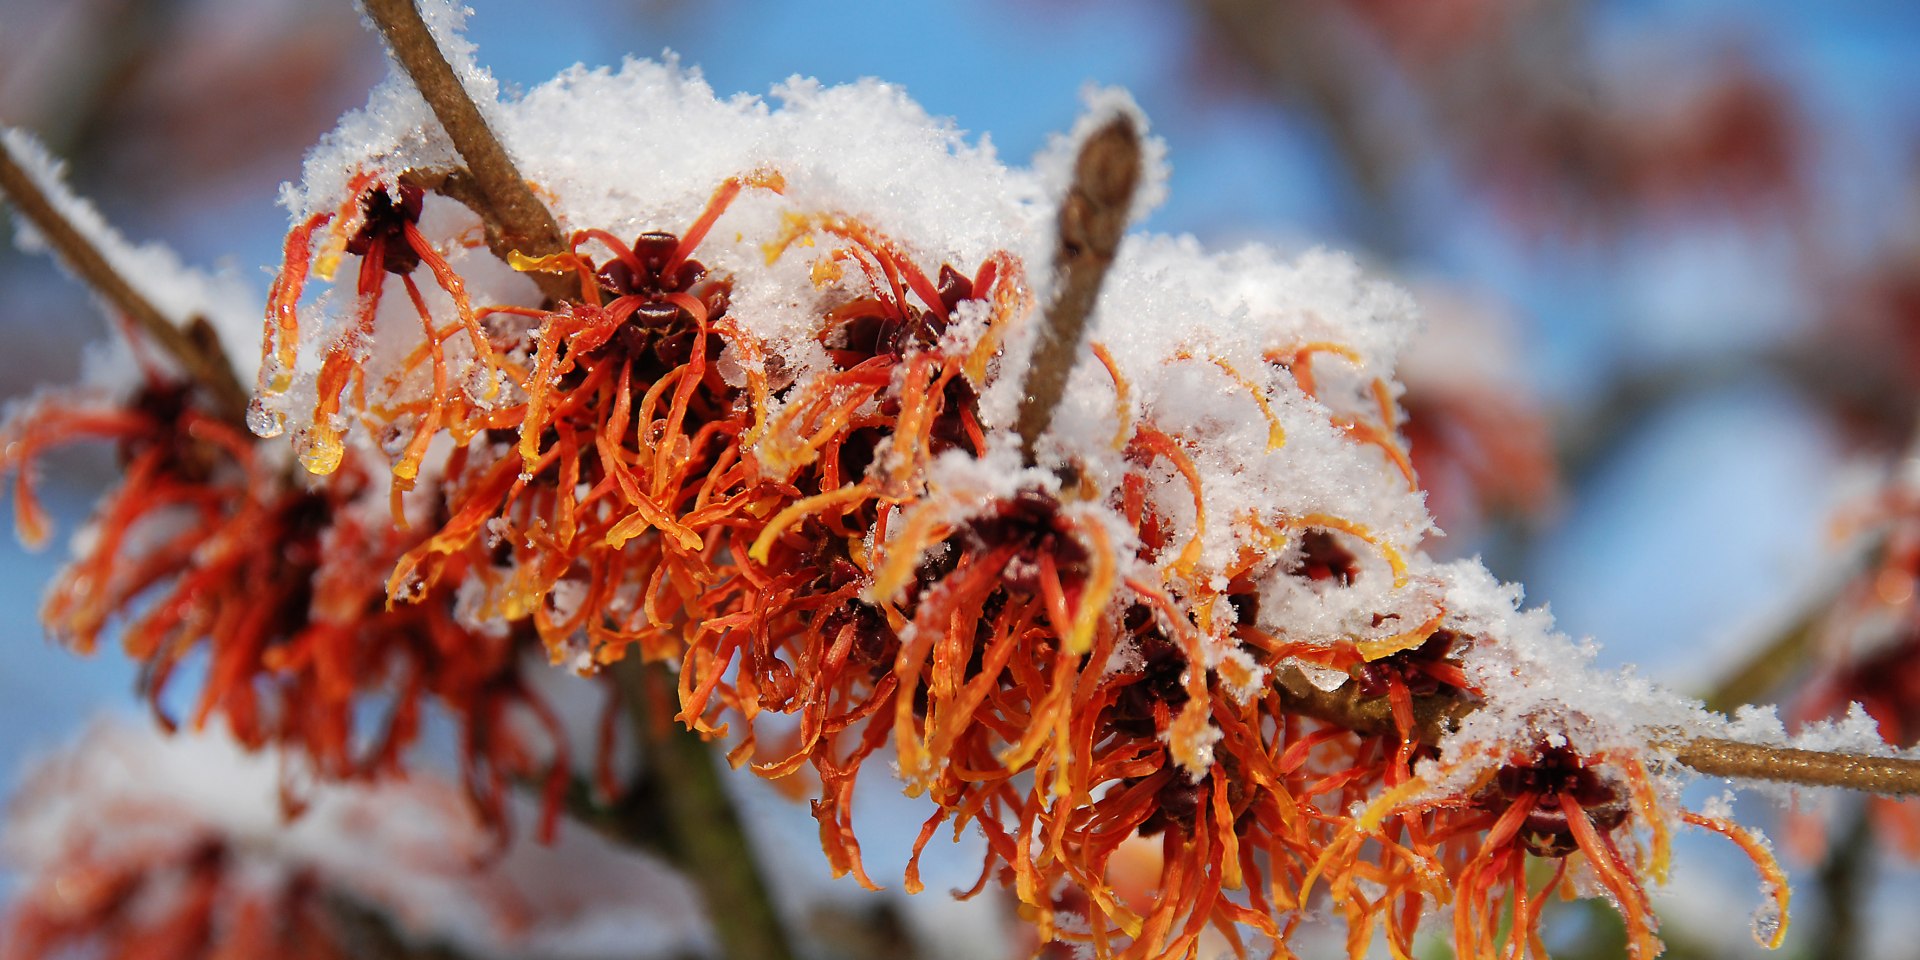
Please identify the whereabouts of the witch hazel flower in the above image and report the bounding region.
[0,125,577,838]
[212,6,1845,952]
[7,2,1916,957]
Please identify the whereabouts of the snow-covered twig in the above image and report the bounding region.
[360,0,571,302]
[0,135,248,420]
[1278,663,1920,795]
[1016,114,1141,465]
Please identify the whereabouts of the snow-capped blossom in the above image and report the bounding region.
[21,0,1920,953]
[254,169,508,486]
[0,722,712,960]
[0,121,593,836]
[54,3,1804,954]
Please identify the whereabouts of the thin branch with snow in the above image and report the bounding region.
[1278,663,1920,795]
[0,134,249,420]
[1017,114,1141,465]
[361,0,571,302]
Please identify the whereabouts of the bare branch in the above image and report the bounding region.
[1016,115,1142,466]
[0,136,249,422]
[1274,664,1920,796]
[360,0,572,302]
[1670,737,1920,796]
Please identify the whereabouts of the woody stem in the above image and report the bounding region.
[0,136,249,422]
[361,0,572,301]
[1668,737,1920,795]
[1015,115,1142,466]
[1272,664,1920,796]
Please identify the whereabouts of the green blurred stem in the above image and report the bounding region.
[1700,613,1818,717]
[1812,799,1874,960]
[1700,536,1883,715]
[612,658,797,960]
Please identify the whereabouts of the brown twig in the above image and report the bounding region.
[0,135,249,422]
[1272,664,1920,796]
[360,0,572,302]
[1016,115,1141,466]
[1668,737,1920,795]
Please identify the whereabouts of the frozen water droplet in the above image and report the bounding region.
[297,433,344,475]
[392,572,425,603]
[246,397,285,438]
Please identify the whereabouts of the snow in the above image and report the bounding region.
[3,720,714,959]
[1722,701,1920,760]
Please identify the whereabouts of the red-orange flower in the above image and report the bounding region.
[235,62,1800,955]
[1,369,570,836]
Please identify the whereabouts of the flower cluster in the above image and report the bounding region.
[1,12,1811,955]
[1,319,573,840]
[209,39,1800,956]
